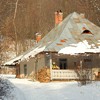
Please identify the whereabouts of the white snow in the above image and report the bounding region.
[0,74,16,79]
[0,76,24,100]
[6,78,100,100]
[3,46,46,65]
[4,55,23,65]
[59,40,100,55]
[1,75,100,100]
[22,46,46,60]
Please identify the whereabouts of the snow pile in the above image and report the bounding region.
[0,77,14,100]
[0,77,24,100]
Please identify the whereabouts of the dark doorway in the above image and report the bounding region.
[24,64,27,76]
[16,64,20,78]
[59,59,67,69]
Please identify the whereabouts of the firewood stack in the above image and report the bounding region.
[37,67,50,82]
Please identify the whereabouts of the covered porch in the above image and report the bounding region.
[46,52,100,81]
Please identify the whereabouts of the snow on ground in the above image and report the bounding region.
[1,74,100,100]
[8,78,100,100]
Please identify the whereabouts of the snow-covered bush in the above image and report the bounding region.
[0,77,14,100]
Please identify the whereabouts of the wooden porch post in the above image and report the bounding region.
[50,53,53,80]
[35,56,38,80]
[16,64,20,78]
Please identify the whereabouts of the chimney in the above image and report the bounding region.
[36,33,42,43]
[55,11,59,25]
[58,10,63,23]
[55,10,63,26]
[80,13,85,19]
[82,27,86,30]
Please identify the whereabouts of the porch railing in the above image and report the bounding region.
[51,69,92,80]
[51,70,79,80]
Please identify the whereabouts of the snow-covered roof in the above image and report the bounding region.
[4,12,100,65]
[23,12,100,56]
[3,54,23,65]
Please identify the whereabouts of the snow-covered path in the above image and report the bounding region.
[8,78,100,100]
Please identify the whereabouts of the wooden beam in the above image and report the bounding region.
[50,52,53,80]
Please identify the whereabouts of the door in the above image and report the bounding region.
[24,64,27,76]
[16,64,20,78]
[59,59,67,69]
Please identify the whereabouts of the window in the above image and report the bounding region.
[24,64,27,76]
[82,30,92,35]
[84,59,92,62]
[74,62,77,67]
[59,59,67,69]
[45,54,50,67]
[83,58,92,68]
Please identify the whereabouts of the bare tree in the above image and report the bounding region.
[13,0,19,56]
[0,0,100,63]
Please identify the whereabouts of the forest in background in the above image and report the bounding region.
[0,0,100,63]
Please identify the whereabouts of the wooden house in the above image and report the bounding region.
[4,12,100,81]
